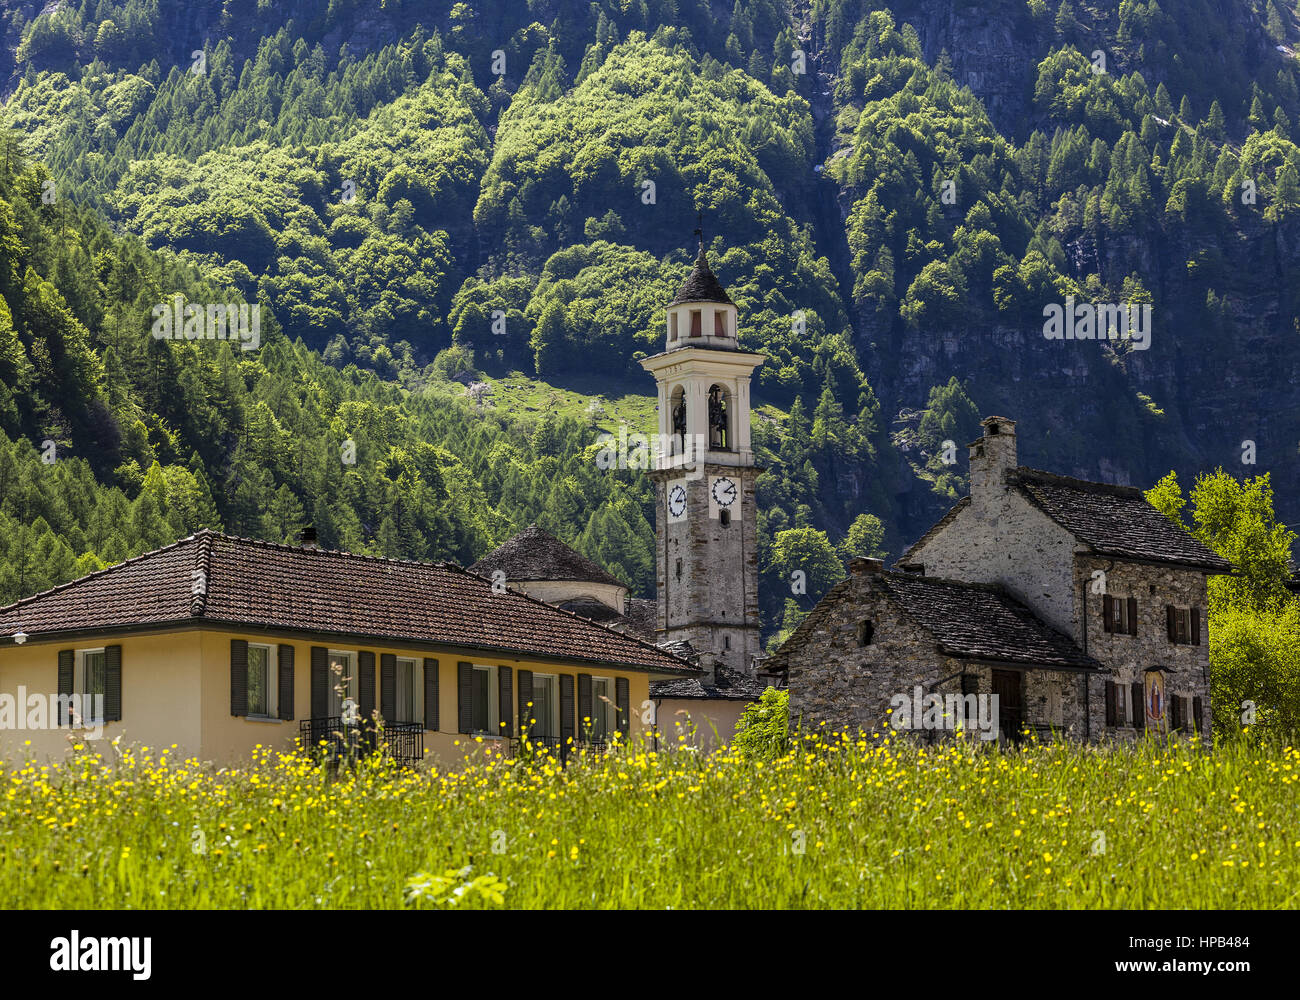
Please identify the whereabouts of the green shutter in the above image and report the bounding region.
[423,658,440,731]
[615,676,630,737]
[277,644,295,721]
[230,639,248,717]
[310,646,328,718]
[58,649,74,727]
[358,651,375,724]
[380,653,396,723]
[498,666,513,738]
[104,645,122,723]
[578,674,593,739]
[517,669,533,738]
[457,661,473,734]
[560,674,575,752]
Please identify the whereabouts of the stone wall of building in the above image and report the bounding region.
[1074,556,1213,741]
[784,573,1090,744]
[908,491,1080,638]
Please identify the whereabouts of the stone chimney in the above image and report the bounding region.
[849,556,884,576]
[301,525,320,550]
[968,416,1017,513]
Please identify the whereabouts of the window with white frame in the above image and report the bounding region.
[395,657,422,725]
[469,664,497,735]
[590,676,614,742]
[328,650,357,718]
[78,648,106,723]
[532,674,559,740]
[247,643,276,718]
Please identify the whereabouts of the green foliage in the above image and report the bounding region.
[1147,469,1300,740]
[732,686,790,760]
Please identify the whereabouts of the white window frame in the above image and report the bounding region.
[590,676,614,742]
[531,673,560,741]
[76,647,106,725]
[246,643,277,719]
[327,649,357,719]
[470,664,498,736]
[395,657,422,725]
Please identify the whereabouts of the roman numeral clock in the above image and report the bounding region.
[640,235,764,677]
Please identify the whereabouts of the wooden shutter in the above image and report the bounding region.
[498,666,513,738]
[1190,606,1201,646]
[578,673,593,737]
[1181,696,1192,732]
[1193,696,1205,735]
[380,653,396,722]
[1131,681,1144,730]
[358,651,375,724]
[310,646,328,718]
[423,658,439,731]
[457,661,473,734]
[1104,681,1117,727]
[516,669,533,737]
[560,674,575,749]
[615,676,630,737]
[1169,695,1182,732]
[277,644,295,721]
[1166,606,1177,642]
[230,639,248,717]
[58,649,74,727]
[104,645,122,723]
[1126,597,1138,636]
[1101,595,1114,633]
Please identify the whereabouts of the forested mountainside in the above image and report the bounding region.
[1,0,1298,639]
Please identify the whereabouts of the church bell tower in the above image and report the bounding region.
[641,231,764,677]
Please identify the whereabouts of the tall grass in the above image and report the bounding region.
[1,732,1296,908]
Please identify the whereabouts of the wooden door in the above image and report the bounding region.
[991,669,1023,743]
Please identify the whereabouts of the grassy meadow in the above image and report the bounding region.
[1,732,1297,909]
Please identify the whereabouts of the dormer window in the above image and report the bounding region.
[714,311,726,336]
[690,310,702,337]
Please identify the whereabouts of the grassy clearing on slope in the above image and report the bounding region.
[2,733,1295,909]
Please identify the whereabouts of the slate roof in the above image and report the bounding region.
[899,469,1231,572]
[622,598,658,639]
[668,245,734,306]
[767,571,1100,673]
[469,525,627,589]
[0,531,696,675]
[1011,468,1232,571]
[650,665,769,701]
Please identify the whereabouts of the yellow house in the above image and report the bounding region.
[0,530,699,766]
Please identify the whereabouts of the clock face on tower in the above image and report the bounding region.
[711,476,738,507]
[667,484,688,519]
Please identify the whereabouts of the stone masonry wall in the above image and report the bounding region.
[1074,556,1213,741]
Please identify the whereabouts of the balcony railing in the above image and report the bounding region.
[298,717,424,768]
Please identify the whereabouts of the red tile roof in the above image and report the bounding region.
[0,531,696,675]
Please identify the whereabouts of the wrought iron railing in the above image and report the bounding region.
[298,717,424,767]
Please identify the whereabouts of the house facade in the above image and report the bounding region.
[0,531,697,765]
[769,416,1231,743]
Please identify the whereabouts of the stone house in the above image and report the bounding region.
[768,416,1232,743]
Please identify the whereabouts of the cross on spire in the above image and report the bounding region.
[694,210,704,252]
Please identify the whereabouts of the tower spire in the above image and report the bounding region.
[694,210,704,255]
